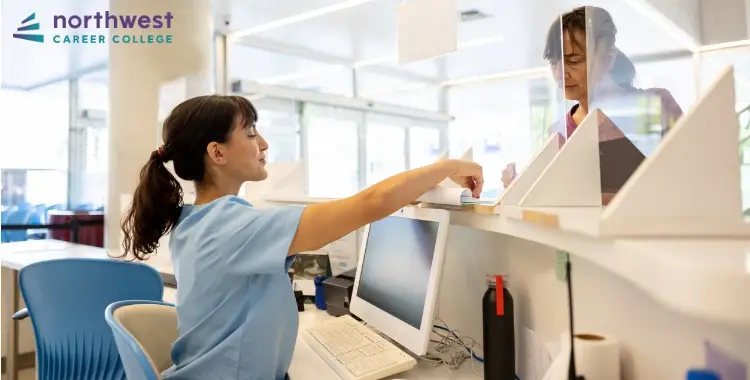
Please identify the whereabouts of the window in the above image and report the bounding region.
[305,105,360,197]
[0,82,70,208]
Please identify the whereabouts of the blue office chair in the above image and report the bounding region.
[1,206,15,242]
[74,203,93,212]
[26,204,47,240]
[4,207,33,242]
[106,300,177,380]
[16,258,164,380]
[45,204,63,220]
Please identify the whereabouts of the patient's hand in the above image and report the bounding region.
[501,163,517,188]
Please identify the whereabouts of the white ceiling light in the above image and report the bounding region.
[619,0,699,52]
[360,66,550,98]
[255,34,506,84]
[258,65,347,84]
[228,0,377,40]
[440,67,550,87]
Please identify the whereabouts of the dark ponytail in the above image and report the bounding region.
[117,95,259,261]
[610,48,636,89]
[120,148,183,261]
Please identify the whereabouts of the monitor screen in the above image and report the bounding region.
[355,216,440,329]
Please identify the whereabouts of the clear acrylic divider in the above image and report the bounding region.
[482,5,569,205]
[583,5,686,206]
[700,48,750,218]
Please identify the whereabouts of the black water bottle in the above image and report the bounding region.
[483,274,515,380]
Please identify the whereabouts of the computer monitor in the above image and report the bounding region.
[349,207,450,356]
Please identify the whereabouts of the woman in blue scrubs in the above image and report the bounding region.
[119,95,483,380]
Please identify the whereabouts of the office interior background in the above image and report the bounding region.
[2,0,749,224]
[1,1,750,379]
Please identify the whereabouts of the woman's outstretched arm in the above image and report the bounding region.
[288,159,482,254]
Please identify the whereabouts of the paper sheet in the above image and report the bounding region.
[397,0,458,64]
[523,328,554,380]
[417,187,469,205]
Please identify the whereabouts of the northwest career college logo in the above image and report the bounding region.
[13,13,44,43]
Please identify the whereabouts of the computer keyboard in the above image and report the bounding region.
[302,315,417,380]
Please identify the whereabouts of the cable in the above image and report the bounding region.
[419,319,483,377]
[419,318,522,380]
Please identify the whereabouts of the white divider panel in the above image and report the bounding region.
[601,67,750,237]
[500,134,562,206]
[520,110,602,207]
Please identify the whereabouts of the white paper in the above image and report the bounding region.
[417,187,470,205]
[397,0,458,64]
[523,328,554,380]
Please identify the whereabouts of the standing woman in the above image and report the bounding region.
[119,95,483,380]
[502,6,683,187]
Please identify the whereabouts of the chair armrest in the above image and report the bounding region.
[12,308,29,320]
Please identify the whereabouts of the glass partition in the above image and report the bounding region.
[699,47,750,215]
[449,76,563,196]
[442,3,570,197]
[580,5,688,204]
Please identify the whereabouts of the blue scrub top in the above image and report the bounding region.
[162,195,304,380]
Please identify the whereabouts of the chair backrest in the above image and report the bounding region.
[19,258,164,380]
[106,301,178,380]
[5,207,32,242]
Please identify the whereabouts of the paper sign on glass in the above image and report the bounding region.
[397,0,458,64]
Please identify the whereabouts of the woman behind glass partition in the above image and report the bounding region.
[502,5,684,188]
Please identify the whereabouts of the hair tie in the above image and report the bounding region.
[155,145,166,162]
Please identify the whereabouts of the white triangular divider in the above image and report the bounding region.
[499,134,562,206]
[436,149,450,161]
[520,110,602,207]
[244,162,304,205]
[601,66,750,236]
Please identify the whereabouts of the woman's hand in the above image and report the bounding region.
[501,163,516,188]
[447,160,484,198]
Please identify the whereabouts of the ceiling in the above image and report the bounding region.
[0,0,740,95]
[228,0,690,87]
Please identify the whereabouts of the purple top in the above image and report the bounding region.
[556,87,684,142]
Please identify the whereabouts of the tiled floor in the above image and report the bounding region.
[1,368,35,380]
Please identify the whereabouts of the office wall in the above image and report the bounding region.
[437,228,750,380]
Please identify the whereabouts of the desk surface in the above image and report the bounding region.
[0,240,174,276]
[0,240,482,379]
